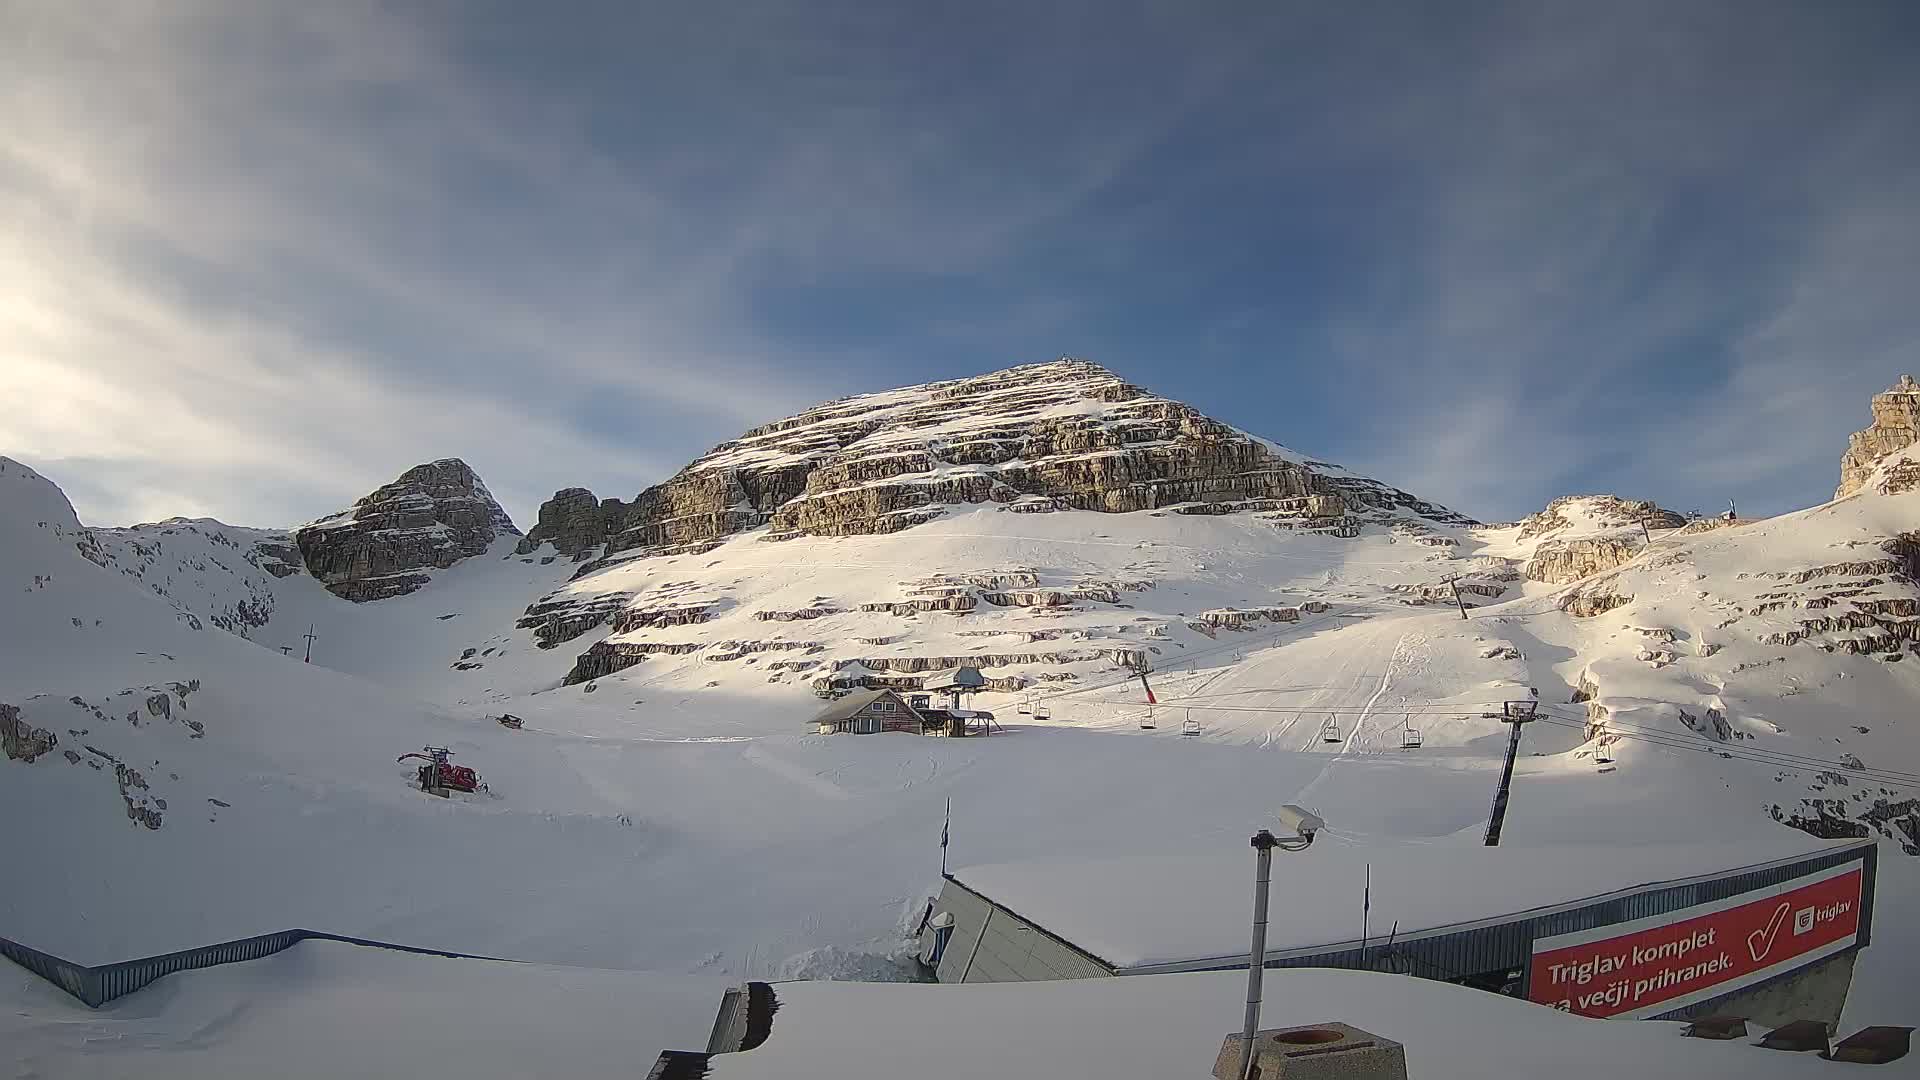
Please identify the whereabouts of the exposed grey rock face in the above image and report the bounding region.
[1526,537,1641,585]
[524,359,1470,564]
[1516,495,1686,584]
[1559,586,1633,618]
[294,459,519,602]
[1751,533,1920,653]
[516,487,608,558]
[1878,458,1920,495]
[1838,375,1920,499]
[1,703,58,762]
[516,360,1472,660]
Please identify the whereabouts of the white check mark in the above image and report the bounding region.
[1747,902,1791,962]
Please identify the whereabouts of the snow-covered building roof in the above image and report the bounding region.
[701,969,1846,1080]
[810,688,919,724]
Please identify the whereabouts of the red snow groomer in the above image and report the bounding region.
[398,746,479,796]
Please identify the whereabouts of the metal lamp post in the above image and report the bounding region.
[1239,806,1321,1080]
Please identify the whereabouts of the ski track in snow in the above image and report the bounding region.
[1293,630,1408,804]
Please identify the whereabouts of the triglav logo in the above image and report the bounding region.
[1794,906,1816,936]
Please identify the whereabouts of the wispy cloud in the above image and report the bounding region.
[3,1,1917,527]
[1239,1,1920,519]
[0,3,878,523]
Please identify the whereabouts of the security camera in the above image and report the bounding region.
[1276,804,1324,838]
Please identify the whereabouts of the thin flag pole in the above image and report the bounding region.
[940,798,950,877]
[1361,863,1371,968]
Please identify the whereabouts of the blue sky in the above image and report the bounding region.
[4,1,1918,527]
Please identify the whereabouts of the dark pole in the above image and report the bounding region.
[1361,862,1371,969]
[1240,830,1279,1080]
[1638,516,1652,545]
[1447,576,1469,620]
[302,625,317,663]
[1483,700,1536,846]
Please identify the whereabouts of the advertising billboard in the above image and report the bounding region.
[1527,858,1864,1019]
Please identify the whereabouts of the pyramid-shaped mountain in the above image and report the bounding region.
[520,359,1470,561]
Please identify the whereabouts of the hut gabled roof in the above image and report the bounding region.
[810,688,919,725]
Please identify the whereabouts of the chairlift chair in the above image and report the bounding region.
[1396,713,1422,750]
[1180,710,1201,737]
[1140,706,1156,730]
[1321,716,1343,743]
[1016,694,1033,716]
[1032,703,1051,721]
[1595,742,1616,772]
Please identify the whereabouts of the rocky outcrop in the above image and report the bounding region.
[1,703,58,762]
[521,359,1473,561]
[1675,516,1754,537]
[1389,579,1507,605]
[861,595,979,616]
[294,459,519,602]
[754,606,843,622]
[1838,375,1920,498]
[1743,534,1920,655]
[516,487,608,558]
[254,540,304,578]
[1761,612,1920,653]
[518,591,635,649]
[1525,537,1640,585]
[982,587,1122,607]
[1878,458,1920,495]
[610,603,715,634]
[563,640,706,684]
[1197,606,1302,630]
[1171,494,1345,518]
[1559,578,1632,618]
[1516,495,1685,541]
[115,761,162,829]
[810,647,1146,694]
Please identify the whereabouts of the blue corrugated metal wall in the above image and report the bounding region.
[0,929,517,1008]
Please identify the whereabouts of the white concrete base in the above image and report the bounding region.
[1212,1021,1408,1079]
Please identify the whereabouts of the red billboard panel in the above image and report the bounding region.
[1528,860,1863,1019]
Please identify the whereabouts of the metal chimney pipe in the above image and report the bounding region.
[1241,829,1279,1080]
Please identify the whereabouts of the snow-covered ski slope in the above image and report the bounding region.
[7,368,1920,1069]
[1,457,1531,979]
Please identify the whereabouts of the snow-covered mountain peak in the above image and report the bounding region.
[293,458,520,602]
[0,455,108,574]
[1,455,82,530]
[517,358,1470,561]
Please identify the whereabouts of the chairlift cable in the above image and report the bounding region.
[1528,705,1920,782]
[1526,714,1919,787]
